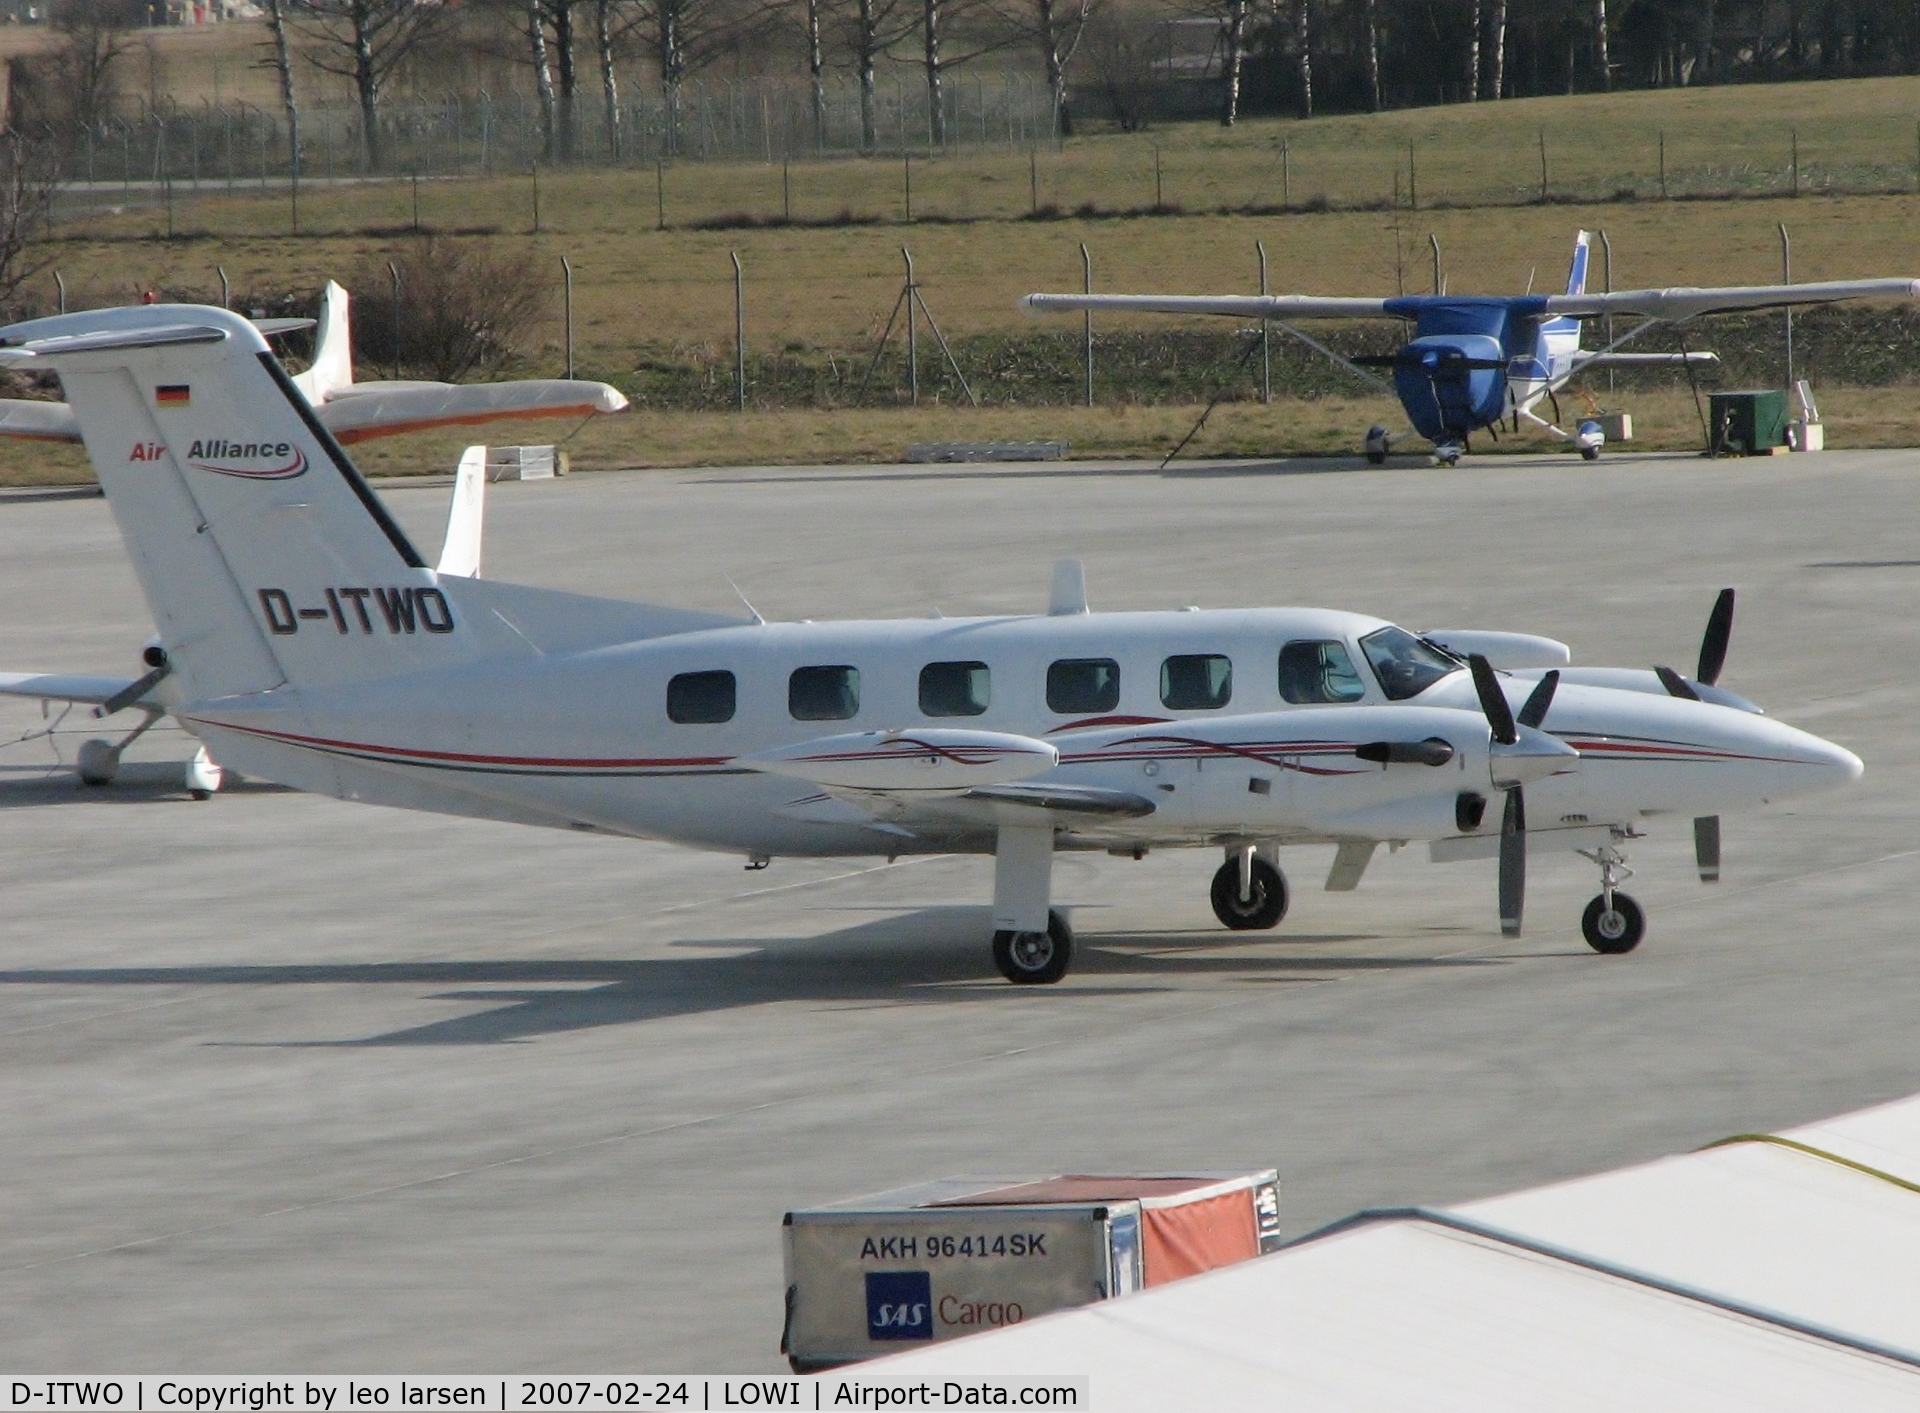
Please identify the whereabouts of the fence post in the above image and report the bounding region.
[1029,147,1037,216]
[1257,240,1270,404]
[216,264,228,309]
[1537,130,1548,202]
[387,260,401,380]
[732,250,746,412]
[903,246,918,406]
[783,158,791,223]
[531,163,540,234]
[1408,140,1416,210]
[1154,144,1162,210]
[1790,126,1799,197]
[54,268,65,315]
[1779,222,1793,391]
[903,150,912,222]
[1282,137,1290,207]
[1080,241,1093,407]
[562,255,575,380]
[1658,130,1667,200]
[1429,233,1442,295]
[1598,228,1613,393]
[656,158,666,230]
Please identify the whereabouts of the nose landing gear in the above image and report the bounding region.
[1577,838,1645,953]
[1210,847,1288,930]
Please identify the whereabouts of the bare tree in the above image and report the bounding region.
[0,133,60,313]
[845,0,915,150]
[45,0,142,129]
[925,0,944,144]
[262,0,301,176]
[1293,0,1312,117]
[349,239,549,381]
[290,0,447,171]
[626,1,767,156]
[1595,0,1611,89]
[1013,0,1098,137]
[524,0,582,159]
[1080,4,1154,131]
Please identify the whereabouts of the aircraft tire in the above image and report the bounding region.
[1581,445,1602,462]
[1365,449,1387,466]
[992,910,1073,984]
[1210,858,1288,931]
[1582,893,1646,954]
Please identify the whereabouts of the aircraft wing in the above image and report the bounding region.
[1023,293,1393,320]
[1545,278,1920,321]
[0,671,144,707]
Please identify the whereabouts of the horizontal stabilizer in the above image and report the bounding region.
[321,379,629,444]
[740,729,1058,792]
[0,399,78,441]
[0,670,144,707]
[1,323,227,357]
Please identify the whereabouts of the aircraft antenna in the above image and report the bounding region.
[726,576,766,625]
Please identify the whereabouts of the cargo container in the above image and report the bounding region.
[782,1170,1280,1371]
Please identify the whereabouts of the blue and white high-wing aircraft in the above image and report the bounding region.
[1025,233,1920,464]
[0,303,1863,980]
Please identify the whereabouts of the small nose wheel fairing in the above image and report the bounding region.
[1577,420,1605,462]
[992,909,1074,984]
[1210,856,1288,931]
[1582,893,1646,953]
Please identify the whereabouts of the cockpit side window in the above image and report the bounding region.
[1278,640,1367,704]
[1161,654,1233,710]
[1359,626,1459,701]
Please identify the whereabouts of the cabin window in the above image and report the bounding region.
[920,660,990,717]
[1047,658,1121,714]
[1278,640,1367,704]
[789,665,860,721]
[1161,654,1233,710]
[1360,626,1459,702]
[667,669,737,723]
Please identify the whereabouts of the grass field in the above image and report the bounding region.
[14,74,1920,482]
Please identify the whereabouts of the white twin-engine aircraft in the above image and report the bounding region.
[0,306,1862,981]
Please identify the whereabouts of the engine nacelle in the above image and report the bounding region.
[1422,629,1571,669]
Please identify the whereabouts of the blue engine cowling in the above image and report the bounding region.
[1391,334,1508,444]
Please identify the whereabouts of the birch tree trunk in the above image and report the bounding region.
[858,0,879,151]
[596,0,619,159]
[553,0,577,161]
[1490,0,1507,97]
[1296,0,1313,118]
[924,0,943,146]
[1364,0,1381,110]
[265,0,301,174]
[658,2,685,157]
[807,0,827,149]
[1468,0,1481,99]
[528,0,556,159]
[1221,0,1249,125]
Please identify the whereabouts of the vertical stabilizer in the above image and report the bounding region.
[290,280,353,405]
[3,305,493,701]
[1565,231,1592,297]
[437,446,487,577]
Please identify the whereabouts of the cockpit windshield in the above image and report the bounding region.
[1359,625,1462,701]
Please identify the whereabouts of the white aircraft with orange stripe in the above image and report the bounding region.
[0,305,1862,981]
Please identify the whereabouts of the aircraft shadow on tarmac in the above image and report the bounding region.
[0,909,1499,1047]
[0,773,291,807]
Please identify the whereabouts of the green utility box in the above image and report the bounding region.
[1709,390,1791,456]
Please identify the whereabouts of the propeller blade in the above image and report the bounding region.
[1498,787,1526,937]
[1698,588,1735,685]
[1468,654,1518,745]
[1516,670,1559,730]
[1694,815,1721,883]
[1654,665,1701,701]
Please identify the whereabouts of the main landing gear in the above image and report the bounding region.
[992,911,1074,985]
[1210,848,1288,931]
[1578,838,1645,954]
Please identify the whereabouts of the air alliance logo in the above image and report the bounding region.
[184,437,308,480]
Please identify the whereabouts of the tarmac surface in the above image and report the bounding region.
[0,447,1916,1371]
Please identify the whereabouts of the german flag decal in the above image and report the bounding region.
[155,385,190,406]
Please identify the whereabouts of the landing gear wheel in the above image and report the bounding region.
[1582,893,1646,954]
[1210,858,1288,931]
[1432,443,1463,468]
[992,910,1073,984]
